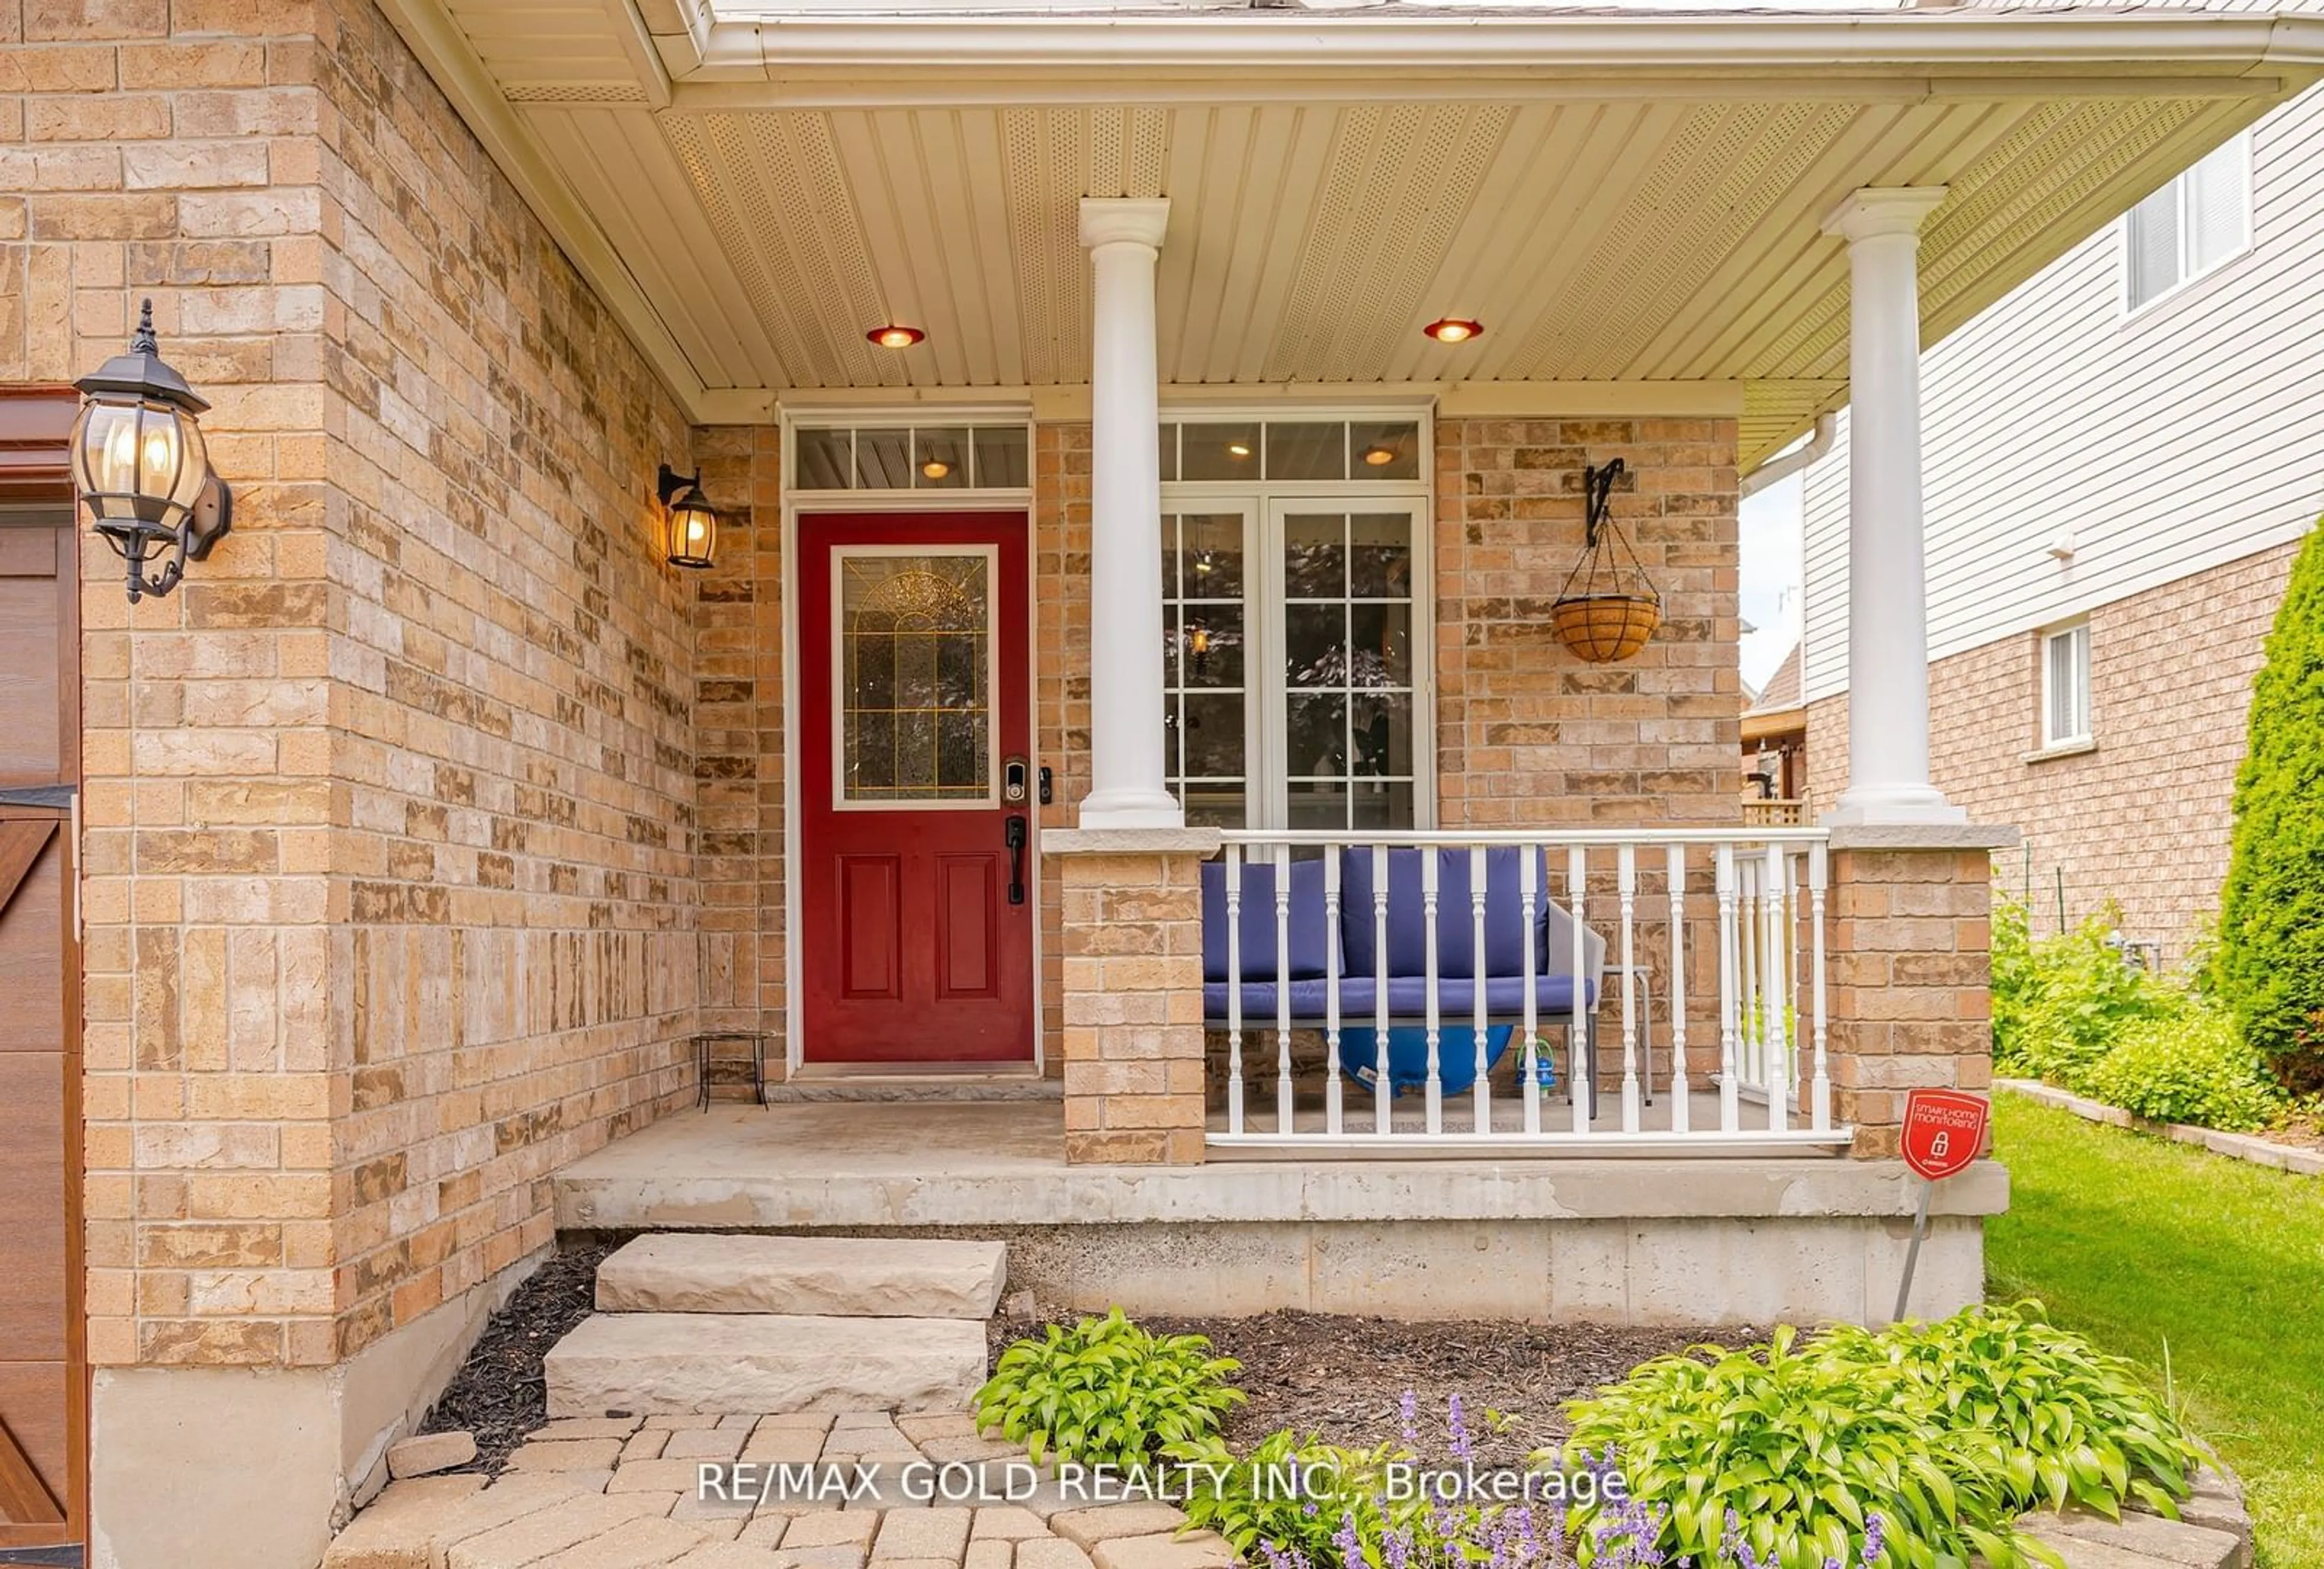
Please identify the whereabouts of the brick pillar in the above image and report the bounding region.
[1826,826,2015,1157]
[1045,829,1220,1165]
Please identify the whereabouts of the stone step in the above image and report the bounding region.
[596,1234,1007,1318]
[545,1312,990,1418]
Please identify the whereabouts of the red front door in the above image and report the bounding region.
[799,511,1035,1062]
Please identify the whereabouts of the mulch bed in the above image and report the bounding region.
[422,1244,1730,1476]
[421,1239,615,1473]
[990,1309,1740,1467]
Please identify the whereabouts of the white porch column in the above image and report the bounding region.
[1820,186,1965,827]
[1077,196,1181,829]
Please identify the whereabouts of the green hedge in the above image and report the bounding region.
[1993,895,2281,1132]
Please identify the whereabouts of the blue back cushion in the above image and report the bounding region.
[1339,846,1548,979]
[1200,857,1335,982]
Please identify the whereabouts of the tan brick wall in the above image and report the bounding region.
[691,428,786,1068]
[1807,539,2298,964]
[1036,421,1092,1073]
[1826,845,1994,1159]
[1434,417,1742,829]
[1057,848,1206,1164]
[28,0,701,1367]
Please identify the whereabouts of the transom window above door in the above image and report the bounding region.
[1160,418,1422,483]
[793,423,1031,492]
[1158,410,1433,832]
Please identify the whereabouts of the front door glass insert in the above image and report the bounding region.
[836,548,996,804]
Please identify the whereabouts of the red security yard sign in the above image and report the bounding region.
[1901,1089,1990,1181]
[1893,1089,1992,1322]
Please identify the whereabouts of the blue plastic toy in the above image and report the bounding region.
[1339,1025,1517,1097]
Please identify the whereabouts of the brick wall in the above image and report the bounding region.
[18,0,701,1368]
[691,428,786,1073]
[1807,539,2299,963]
[1827,841,1995,1159]
[1055,843,1208,1164]
[1433,417,1742,829]
[1036,421,1092,1073]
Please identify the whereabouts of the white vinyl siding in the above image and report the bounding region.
[2041,623,2092,748]
[2124,136,2252,312]
[1802,82,2324,706]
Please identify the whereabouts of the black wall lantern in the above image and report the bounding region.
[71,299,232,604]
[658,463,717,570]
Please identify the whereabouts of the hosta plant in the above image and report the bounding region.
[975,1308,1246,1469]
[1551,1303,2202,1569]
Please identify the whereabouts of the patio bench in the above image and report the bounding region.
[1198,846,1607,1061]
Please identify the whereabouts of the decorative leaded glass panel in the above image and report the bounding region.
[839,551,993,803]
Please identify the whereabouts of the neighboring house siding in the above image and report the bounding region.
[1806,540,2297,961]
[1803,78,2324,706]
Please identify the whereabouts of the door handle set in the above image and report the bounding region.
[1004,815,1028,905]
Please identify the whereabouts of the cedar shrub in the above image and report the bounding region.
[2216,518,2324,1092]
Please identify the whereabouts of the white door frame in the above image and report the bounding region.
[778,407,1039,1076]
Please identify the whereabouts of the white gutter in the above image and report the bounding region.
[691,10,2324,87]
[1742,413,1837,499]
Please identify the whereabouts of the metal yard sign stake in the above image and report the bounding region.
[1894,1088,1992,1323]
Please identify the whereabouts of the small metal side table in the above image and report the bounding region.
[695,1033,769,1109]
[1598,964,1658,1105]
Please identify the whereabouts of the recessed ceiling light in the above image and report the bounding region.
[1362,444,1397,467]
[921,458,951,479]
[867,324,925,349]
[1226,442,1253,458]
[1423,318,1483,344]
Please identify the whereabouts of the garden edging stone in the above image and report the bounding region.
[1997,1081,2324,1177]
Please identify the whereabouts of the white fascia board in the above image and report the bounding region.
[686,10,2324,95]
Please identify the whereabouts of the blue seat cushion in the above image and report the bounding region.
[1339,846,1552,979]
[1202,973,1595,1024]
[1200,857,1336,983]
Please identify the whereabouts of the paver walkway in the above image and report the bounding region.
[325,1409,1239,1569]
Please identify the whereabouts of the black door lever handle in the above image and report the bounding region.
[1005,815,1028,905]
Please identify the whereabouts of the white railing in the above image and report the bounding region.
[1206,827,1841,1151]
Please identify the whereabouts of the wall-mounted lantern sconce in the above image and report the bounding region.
[71,298,232,604]
[659,464,718,569]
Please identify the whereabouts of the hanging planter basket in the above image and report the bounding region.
[1550,459,1663,663]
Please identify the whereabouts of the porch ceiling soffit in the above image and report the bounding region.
[375,0,2324,447]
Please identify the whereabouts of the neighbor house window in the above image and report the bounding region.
[2041,621,2092,749]
[1159,415,1431,831]
[2124,134,2251,311]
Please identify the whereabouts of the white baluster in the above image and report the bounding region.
[1471,844,1490,1136]
[1666,841,1690,1136]
[1568,844,1590,1137]
[1373,843,1390,1136]
[1325,850,1344,1137]
[1276,855,1294,1134]
[1738,857,1761,1089]
[1521,846,1541,1137]
[1810,840,1831,1133]
[1764,841,1789,1133]
[1716,842,1739,1134]
[1224,842,1244,1137]
[1618,843,1640,1134]
[1422,849,1442,1135]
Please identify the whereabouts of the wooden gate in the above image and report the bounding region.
[0,386,86,1552]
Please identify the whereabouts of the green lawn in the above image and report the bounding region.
[1986,1093,2324,1567]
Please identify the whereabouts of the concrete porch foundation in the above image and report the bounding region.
[554,1105,2004,1328]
